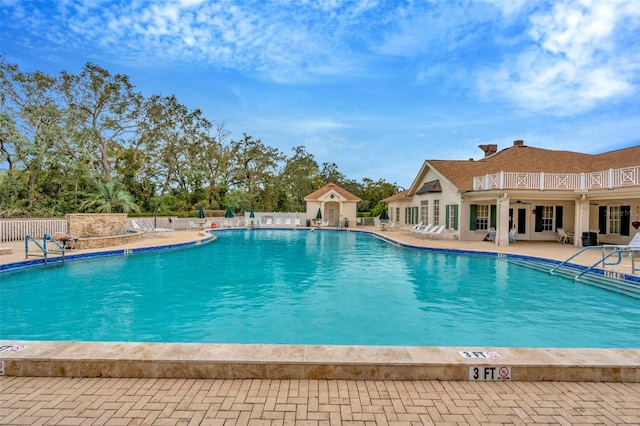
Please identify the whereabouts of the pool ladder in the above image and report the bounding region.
[550,245,639,280]
[25,233,66,264]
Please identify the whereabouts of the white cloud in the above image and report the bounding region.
[478,0,640,116]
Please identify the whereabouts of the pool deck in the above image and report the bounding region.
[1,227,639,424]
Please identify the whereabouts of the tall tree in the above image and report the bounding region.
[278,146,321,211]
[60,62,143,183]
[229,134,283,209]
[0,58,66,213]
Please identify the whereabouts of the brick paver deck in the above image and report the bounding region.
[2,377,640,425]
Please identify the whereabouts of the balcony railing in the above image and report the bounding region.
[473,166,640,192]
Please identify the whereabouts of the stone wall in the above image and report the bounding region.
[67,214,128,238]
[74,231,143,250]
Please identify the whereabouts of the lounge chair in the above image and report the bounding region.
[401,222,422,234]
[294,218,301,227]
[134,219,174,236]
[412,224,433,237]
[424,224,446,239]
[285,218,292,226]
[275,218,282,226]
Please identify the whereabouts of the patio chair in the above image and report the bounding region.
[424,224,446,239]
[138,219,174,235]
[485,227,515,243]
[412,223,433,237]
[556,228,573,243]
[401,222,422,234]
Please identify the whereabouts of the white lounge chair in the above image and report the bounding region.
[139,219,174,235]
[294,218,301,227]
[285,218,292,226]
[556,228,573,243]
[424,224,446,239]
[401,222,422,234]
[275,218,282,225]
[412,224,433,237]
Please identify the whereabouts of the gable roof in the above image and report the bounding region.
[428,144,640,191]
[382,189,410,202]
[304,182,362,202]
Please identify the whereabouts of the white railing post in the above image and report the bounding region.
[499,171,504,190]
[608,168,614,189]
[580,173,585,190]
[540,172,545,191]
[484,174,490,190]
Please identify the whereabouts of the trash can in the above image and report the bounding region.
[581,232,598,246]
[306,219,311,227]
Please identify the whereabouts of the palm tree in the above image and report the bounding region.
[80,182,140,213]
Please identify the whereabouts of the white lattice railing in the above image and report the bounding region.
[0,219,69,243]
[473,165,640,191]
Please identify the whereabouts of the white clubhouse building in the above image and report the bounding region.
[384,141,640,247]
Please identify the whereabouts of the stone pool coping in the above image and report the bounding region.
[1,340,638,382]
[1,228,639,382]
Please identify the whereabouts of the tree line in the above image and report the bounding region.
[0,57,399,218]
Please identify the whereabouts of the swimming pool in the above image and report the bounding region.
[1,229,639,348]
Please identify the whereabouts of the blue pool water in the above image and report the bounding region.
[1,229,639,348]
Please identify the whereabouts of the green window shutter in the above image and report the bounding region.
[490,205,497,229]
[469,204,477,230]
[534,206,543,232]
[453,205,459,231]
[555,206,563,230]
[599,206,607,235]
[621,206,631,236]
[445,205,450,229]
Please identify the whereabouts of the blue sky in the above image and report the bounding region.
[2,0,639,188]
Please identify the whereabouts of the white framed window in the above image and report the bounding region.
[395,207,400,223]
[476,205,489,230]
[420,200,429,225]
[609,206,621,234]
[433,200,440,226]
[448,203,457,230]
[541,206,554,231]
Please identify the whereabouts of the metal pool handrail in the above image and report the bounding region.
[550,245,639,280]
[24,233,66,264]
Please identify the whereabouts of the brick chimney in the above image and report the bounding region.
[513,140,524,146]
[478,144,498,157]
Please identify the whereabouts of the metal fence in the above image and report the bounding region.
[0,219,68,243]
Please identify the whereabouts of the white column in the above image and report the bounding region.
[575,196,590,247]
[495,194,511,247]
